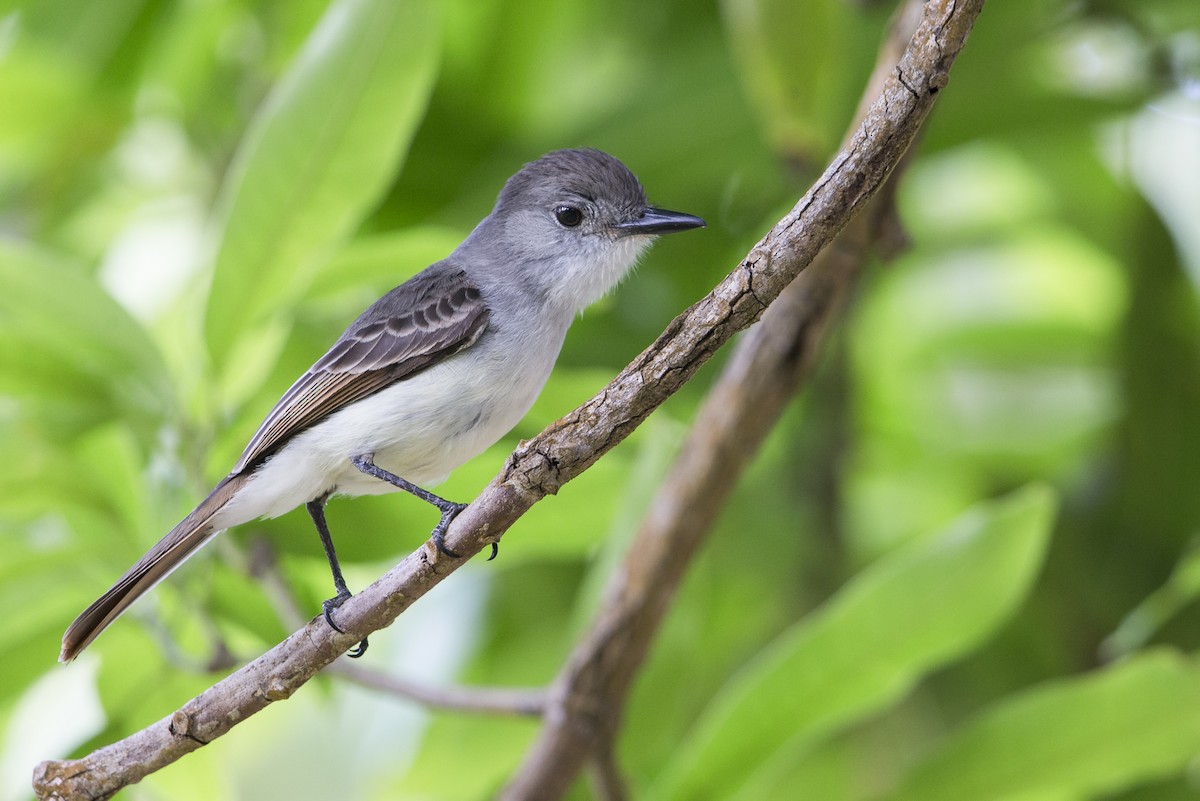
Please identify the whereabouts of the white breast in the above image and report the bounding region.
[212,324,564,528]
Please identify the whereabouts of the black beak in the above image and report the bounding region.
[614,206,707,237]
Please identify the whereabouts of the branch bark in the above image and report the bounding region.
[497,1,929,795]
[330,663,547,717]
[33,1,983,797]
[250,537,547,716]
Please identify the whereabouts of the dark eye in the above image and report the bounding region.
[555,205,583,227]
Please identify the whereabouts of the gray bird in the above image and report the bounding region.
[61,148,705,662]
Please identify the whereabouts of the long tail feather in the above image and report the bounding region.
[60,473,248,662]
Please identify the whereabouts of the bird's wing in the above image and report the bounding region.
[231,265,489,475]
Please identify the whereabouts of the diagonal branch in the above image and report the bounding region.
[497,2,929,796]
[248,536,548,716]
[32,1,984,798]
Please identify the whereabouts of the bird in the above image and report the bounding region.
[60,148,706,662]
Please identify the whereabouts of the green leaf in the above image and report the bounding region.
[649,485,1057,801]
[0,240,173,440]
[0,544,93,702]
[719,0,879,159]
[308,227,467,303]
[884,650,1200,801]
[1103,544,1200,659]
[204,0,441,368]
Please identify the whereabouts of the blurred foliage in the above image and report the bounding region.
[1,0,1199,799]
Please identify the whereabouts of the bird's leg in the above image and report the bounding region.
[306,497,368,658]
[350,454,494,560]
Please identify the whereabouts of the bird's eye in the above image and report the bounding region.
[554,205,583,227]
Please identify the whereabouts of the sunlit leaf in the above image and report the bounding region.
[204,0,441,372]
[650,485,1057,801]
[0,240,173,442]
[884,650,1200,801]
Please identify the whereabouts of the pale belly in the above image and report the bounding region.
[213,336,557,528]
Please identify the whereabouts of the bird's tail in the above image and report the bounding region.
[60,473,249,662]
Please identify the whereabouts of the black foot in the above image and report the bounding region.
[431,502,469,558]
[322,592,369,658]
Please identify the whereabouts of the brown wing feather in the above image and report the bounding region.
[231,265,488,474]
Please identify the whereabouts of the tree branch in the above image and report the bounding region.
[33,1,983,797]
[496,1,930,795]
[587,743,630,801]
[250,537,547,716]
[330,663,547,718]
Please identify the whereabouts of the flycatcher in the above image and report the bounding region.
[61,148,705,662]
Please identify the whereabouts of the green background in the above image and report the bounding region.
[2,0,1199,798]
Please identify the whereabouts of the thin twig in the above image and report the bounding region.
[33,2,984,797]
[330,663,547,718]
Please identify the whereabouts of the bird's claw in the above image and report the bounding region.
[429,503,501,561]
[431,502,470,558]
[322,592,369,658]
